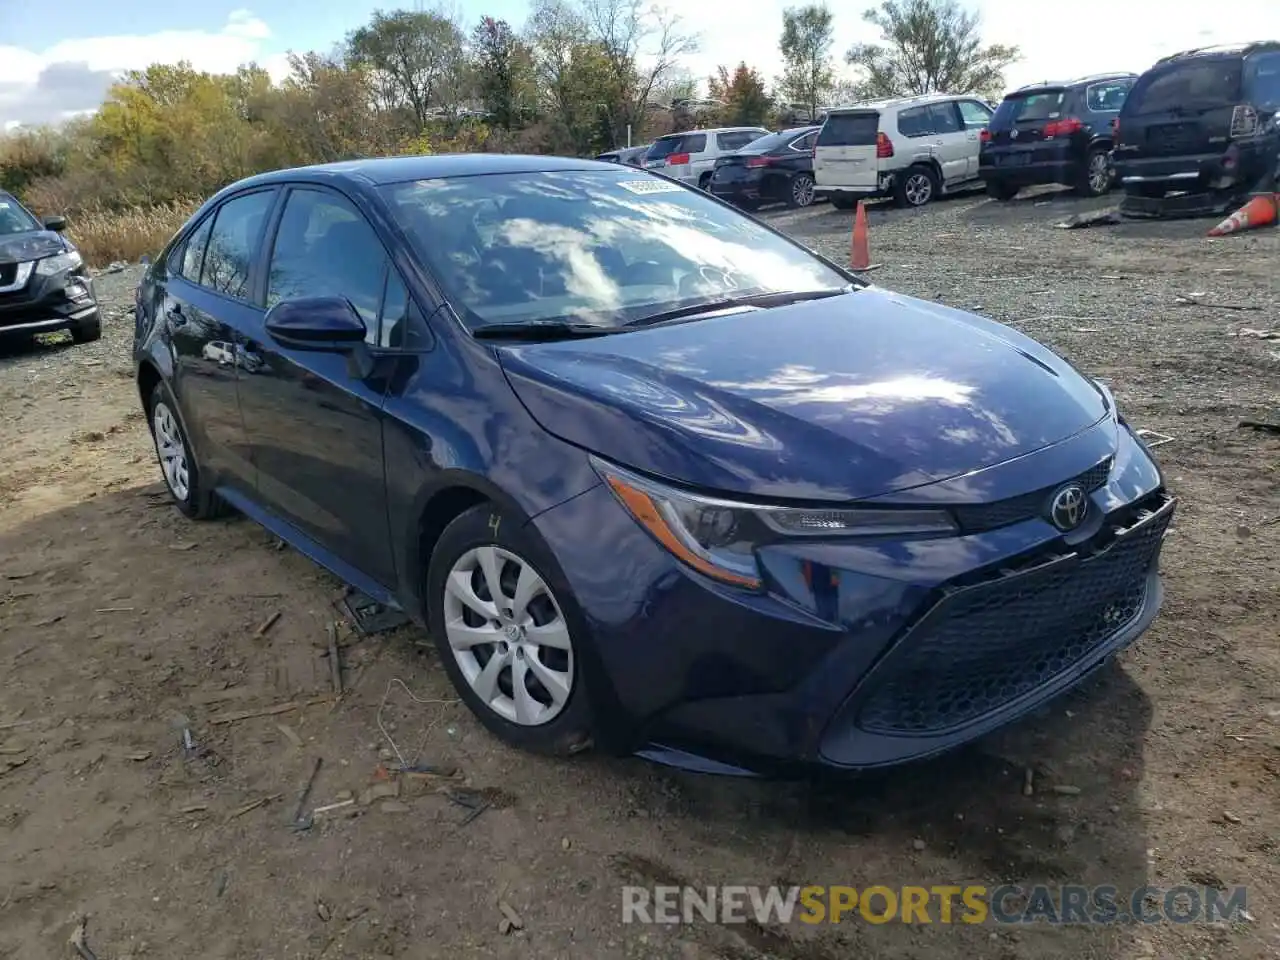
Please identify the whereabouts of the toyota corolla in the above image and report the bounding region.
[133,155,1174,775]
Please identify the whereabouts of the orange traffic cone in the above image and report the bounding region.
[850,201,871,270]
[1208,193,1279,237]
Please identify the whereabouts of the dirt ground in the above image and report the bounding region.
[1,190,1278,960]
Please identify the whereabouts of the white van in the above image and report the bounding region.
[643,127,771,189]
[813,94,993,208]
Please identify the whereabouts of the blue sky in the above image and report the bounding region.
[4,1,1280,127]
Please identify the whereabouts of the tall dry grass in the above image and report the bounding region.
[65,199,200,268]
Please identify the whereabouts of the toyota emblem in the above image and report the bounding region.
[1049,484,1087,531]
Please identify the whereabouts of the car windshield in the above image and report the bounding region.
[0,194,41,236]
[379,169,849,330]
[1125,59,1244,115]
[992,90,1066,125]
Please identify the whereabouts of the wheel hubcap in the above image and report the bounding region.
[794,176,814,206]
[152,401,190,501]
[1089,155,1110,192]
[906,174,932,205]
[443,545,574,726]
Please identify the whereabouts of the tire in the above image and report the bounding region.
[985,180,1020,201]
[426,504,595,757]
[787,172,816,208]
[147,381,225,520]
[1076,146,1113,198]
[830,195,858,210]
[698,173,712,191]
[894,165,940,208]
[69,311,102,343]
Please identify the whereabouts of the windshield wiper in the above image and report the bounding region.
[471,320,622,341]
[623,288,851,330]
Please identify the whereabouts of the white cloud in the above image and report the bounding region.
[0,10,289,128]
[672,0,1280,97]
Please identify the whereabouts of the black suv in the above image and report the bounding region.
[1114,42,1280,218]
[0,192,101,343]
[980,73,1137,200]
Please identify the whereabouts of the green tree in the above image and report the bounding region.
[472,17,536,130]
[346,9,469,128]
[845,0,1020,100]
[779,4,836,122]
[708,64,773,126]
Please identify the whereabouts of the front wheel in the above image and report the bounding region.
[69,310,102,343]
[985,180,1020,201]
[894,166,939,208]
[427,505,595,756]
[788,173,816,208]
[698,173,712,191]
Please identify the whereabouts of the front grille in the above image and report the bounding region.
[0,263,16,286]
[952,457,1112,533]
[857,492,1174,735]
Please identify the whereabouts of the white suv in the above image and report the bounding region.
[814,94,993,208]
[643,127,771,189]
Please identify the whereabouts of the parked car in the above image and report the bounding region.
[814,94,994,208]
[134,154,1175,776]
[1114,42,1280,218]
[980,73,1137,200]
[643,127,771,189]
[0,191,100,344]
[596,144,650,167]
[708,125,822,209]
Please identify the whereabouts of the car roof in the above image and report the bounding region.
[1007,73,1138,94]
[1155,40,1280,65]
[229,154,615,191]
[826,92,969,113]
[655,126,769,137]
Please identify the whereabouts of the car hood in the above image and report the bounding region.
[0,231,66,265]
[497,287,1110,501]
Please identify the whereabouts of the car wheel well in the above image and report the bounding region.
[137,362,162,419]
[416,486,491,617]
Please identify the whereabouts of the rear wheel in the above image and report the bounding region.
[788,173,816,208]
[1076,146,1113,197]
[985,180,1020,201]
[427,505,595,756]
[894,165,939,208]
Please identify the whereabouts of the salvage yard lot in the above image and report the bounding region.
[1,189,1278,960]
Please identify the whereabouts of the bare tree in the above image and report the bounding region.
[845,0,1020,100]
[579,0,698,144]
[778,4,836,122]
[346,8,470,128]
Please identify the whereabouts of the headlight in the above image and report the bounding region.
[35,250,82,277]
[592,457,956,590]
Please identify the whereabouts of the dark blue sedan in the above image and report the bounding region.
[133,154,1174,775]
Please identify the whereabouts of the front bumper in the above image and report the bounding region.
[533,423,1172,775]
[0,267,99,336]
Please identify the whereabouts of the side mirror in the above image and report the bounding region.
[43,215,67,232]
[264,296,367,352]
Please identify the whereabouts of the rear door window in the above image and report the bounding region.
[716,131,760,151]
[928,103,961,133]
[1085,79,1134,113]
[897,105,933,138]
[817,112,879,146]
[201,190,276,301]
[177,216,213,281]
[1125,60,1243,115]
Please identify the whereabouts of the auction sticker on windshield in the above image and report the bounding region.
[618,180,685,195]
